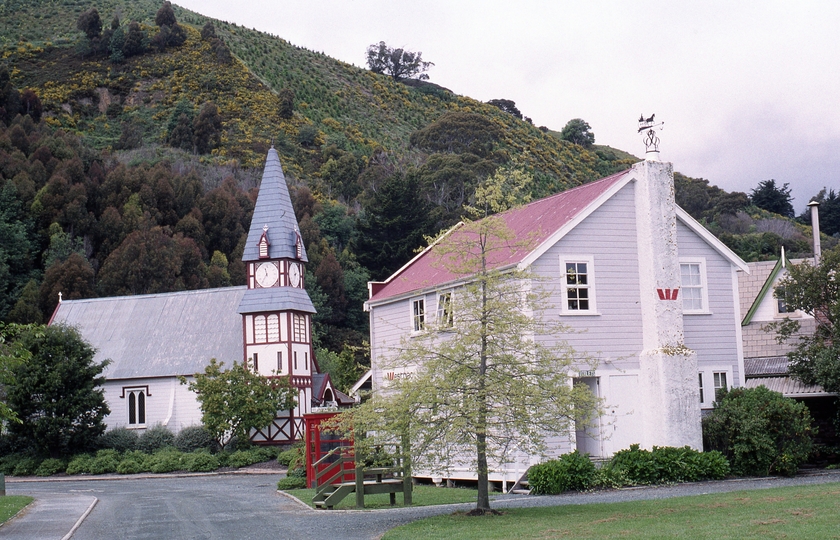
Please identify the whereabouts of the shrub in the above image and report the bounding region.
[174,425,215,453]
[0,454,26,475]
[227,449,263,468]
[88,449,120,474]
[138,425,175,453]
[287,466,306,478]
[116,457,144,474]
[277,476,307,490]
[528,451,596,494]
[703,386,814,476]
[602,445,730,486]
[12,456,41,476]
[183,450,220,472]
[36,458,66,476]
[146,449,184,473]
[100,427,139,452]
[278,443,304,469]
[66,454,93,475]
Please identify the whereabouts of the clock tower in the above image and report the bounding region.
[238,147,316,443]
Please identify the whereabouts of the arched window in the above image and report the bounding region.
[255,315,267,343]
[267,314,280,342]
[126,388,147,426]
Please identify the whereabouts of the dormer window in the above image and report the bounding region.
[258,225,271,259]
[294,228,303,259]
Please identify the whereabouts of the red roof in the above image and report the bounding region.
[368,170,631,303]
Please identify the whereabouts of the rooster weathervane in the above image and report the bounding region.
[638,113,664,154]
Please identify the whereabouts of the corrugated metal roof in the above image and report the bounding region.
[242,147,308,263]
[237,287,315,315]
[744,376,833,397]
[744,356,790,376]
[50,287,246,379]
[368,170,632,303]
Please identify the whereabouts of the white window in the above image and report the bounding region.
[254,315,267,343]
[412,298,425,332]
[125,388,147,427]
[293,314,307,342]
[713,371,728,399]
[698,373,705,404]
[437,291,453,328]
[680,259,709,314]
[774,285,801,318]
[560,256,596,314]
[267,314,280,342]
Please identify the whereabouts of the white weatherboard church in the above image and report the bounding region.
[50,148,348,442]
[365,148,749,484]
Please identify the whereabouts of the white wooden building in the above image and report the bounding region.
[365,155,749,483]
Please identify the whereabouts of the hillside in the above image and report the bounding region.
[0,0,832,390]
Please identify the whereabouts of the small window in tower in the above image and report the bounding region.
[305,352,309,371]
[267,314,280,342]
[252,353,259,372]
[277,351,282,372]
[293,314,306,342]
[254,315,267,343]
[294,351,298,370]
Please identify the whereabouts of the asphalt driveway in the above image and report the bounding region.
[5,469,840,539]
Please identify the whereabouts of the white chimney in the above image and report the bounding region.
[808,200,821,265]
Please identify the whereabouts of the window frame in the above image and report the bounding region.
[559,255,597,315]
[698,368,731,408]
[411,297,426,333]
[680,258,710,315]
[124,386,149,428]
[437,291,454,329]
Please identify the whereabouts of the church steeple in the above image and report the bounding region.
[237,147,317,444]
[242,146,308,263]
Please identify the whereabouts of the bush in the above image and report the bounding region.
[174,425,216,453]
[138,425,175,453]
[277,476,307,490]
[116,457,144,474]
[528,451,596,494]
[703,386,814,476]
[0,454,26,475]
[12,456,41,476]
[88,449,120,474]
[287,466,306,478]
[226,449,263,468]
[183,450,221,472]
[100,427,139,452]
[602,445,730,486]
[146,449,184,473]
[278,443,304,469]
[66,454,93,475]
[36,458,66,476]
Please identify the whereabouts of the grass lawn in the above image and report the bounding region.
[384,483,840,539]
[0,496,33,524]
[284,484,487,510]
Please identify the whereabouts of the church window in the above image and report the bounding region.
[126,388,147,427]
[305,352,309,371]
[253,353,259,372]
[277,351,283,372]
[294,351,298,370]
[267,314,280,342]
[255,315,267,343]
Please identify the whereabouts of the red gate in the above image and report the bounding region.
[304,412,354,488]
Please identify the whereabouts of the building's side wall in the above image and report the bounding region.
[676,221,744,406]
[103,376,202,434]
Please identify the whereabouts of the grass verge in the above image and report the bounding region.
[384,482,840,539]
[283,485,488,510]
[0,496,34,524]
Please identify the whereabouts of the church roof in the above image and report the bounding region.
[242,147,308,263]
[237,287,316,315]
[50,287,246,379]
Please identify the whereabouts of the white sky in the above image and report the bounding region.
[175,0,840,213]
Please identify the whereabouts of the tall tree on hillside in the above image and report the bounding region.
[76,8,102,40]
[366,41,434,81]
[559,118,595,148]
[799,188,840,237]
[193,102,222,154]
[355,172,434,281]
[331,167,599,513]
[750,179,794,218]
[486,99,522,120]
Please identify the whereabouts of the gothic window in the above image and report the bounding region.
[126,388,147,427]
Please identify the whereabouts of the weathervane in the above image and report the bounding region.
[638,113,664,156]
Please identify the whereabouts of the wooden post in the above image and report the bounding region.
[355,460,364,509]
[402,431,412,506]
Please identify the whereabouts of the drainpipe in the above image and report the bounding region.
[808,200,821,265]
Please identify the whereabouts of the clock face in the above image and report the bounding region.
[289,262,301,288]
[255,262,279,288]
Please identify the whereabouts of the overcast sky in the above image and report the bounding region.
[175,0,839,214]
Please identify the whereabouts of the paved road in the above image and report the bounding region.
[5,469,840,539]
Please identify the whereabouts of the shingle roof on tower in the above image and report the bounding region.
[242,147,308,262]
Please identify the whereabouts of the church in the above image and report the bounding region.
[49,148,349,443]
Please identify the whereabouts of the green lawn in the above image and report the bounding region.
[0,496,33,524]
[384,483,840,539]
[284,484,487,510]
